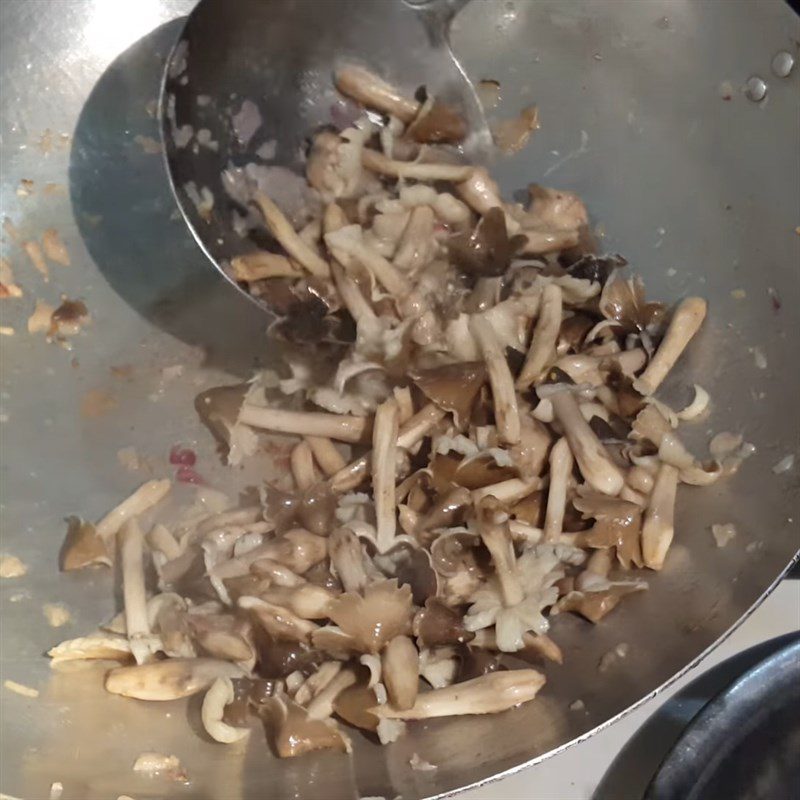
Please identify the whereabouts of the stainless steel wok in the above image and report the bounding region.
[0,1,798,799]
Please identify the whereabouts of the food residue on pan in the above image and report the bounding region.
[4,679,39,698]
[16,178,35,197]
[118,446,142,472]
[43,603,73,628]
[0,555,28,578]
[42,229,71,266]
[0,326,15,336]
[23,240,49,281]
[491,105,540,154]
[0,258,23,298]
[132,752,188,783]
[710,523,737,548]
[80,389,117,418]
[134,134,163,155]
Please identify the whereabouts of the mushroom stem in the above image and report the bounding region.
[418,487,471,533]
[95,479,171,542]
[253,192,330,278]
[469,314,521,445]
[324,226,411,297]
[512,418,552,479]
[330,404,445,493]
[517,283,563,389]
[361,149,473,183]
[382,635,419,711]
[201,677,250,744]
[250,558,305,587]
[392,386,414,424]
[119,518,159,665]
[231,252,302,281]
[471,477,543,506]
[371,669,545,719]
[147,523,182,561]
[550,390,624,496]
[323,202,349,235]
[544,437,573,543]
[373,398,400,553]
[330,262,377,325]
[641,463,679,570]
[260,585,336,620]
[470,629,563,664]
[329,528,368,593]
[291,441,317,491]
[627,465,654,495]
[334,65,419,123]
[477,498,524,607]
[305,668,358,720]
[105,658,244,700]
[238,596,319,643]
[294,661,342,706]
[455,168,520,233]
[633,297,707,396]
[584,547,613,578]
[393,205,436,271]
[304,436,347,477]
[239,404,371,444]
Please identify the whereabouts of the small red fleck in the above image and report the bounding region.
[722,95,732,101]
[175,465,205,485]
[169,445,197,466]
[768,287,781,312]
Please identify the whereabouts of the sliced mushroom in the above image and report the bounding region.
[476,497,523,607]
[641,463,679,570]
[202,677,250,744]
[48,634,133,664]
[60,517,111,571]
[259,584,336,620]
[105,658,244,700]
[471,477,543,506]
[406,98,467,144]
[290,441,318,491]
[361,148,473,183]
[633,297,707,396]
[334,65,418,123]
[119,518,160,665]
[188,615,255,663]
[263,694,350,757]
[95,479,171,542]
[332,682,380,731]
[305,667,359,720]
[413,598,475,647]
[253,192,330,278]
[572,489,643,569]
[329,527,368,593]
[393,205,436,272]
[543,437,573,543]
[448,208,525,278]
[327,579,412,653]
[409,362,486,429]
[470,314,521,445]
[381,635,419,711]
[553,583,645,623]
[549,388,624,495]
[371,669,545,719]
[373,398,400,553]
[239,596,319,643]
[470,628,562,665]
[239,403,371,444]
[517,283,563,388]
[231,251,302,282]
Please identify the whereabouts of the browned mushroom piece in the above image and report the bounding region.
[521,185,587,232]
[455,646,503,682]
[238,596,319,644]
[509,490,546,527]
[448,208,526,278]
[105,658,245,700]
[450,454,517,491]
[327,579,413,653]
[406,99,468,144]
[413,598,475,647]
[263,694,350,757]
[409,362,487,429]
[187,614,254,663]
[491,106,540,154]
[382,635,419,710]
[630,404,672,448]
[60,517,111,571]
[334,65,419,123]
[552,583,645,623]
[599,273,666,334]
[469,629,563,665]
[572,489,644,569]
[371,669,545,719]
[253,635,320,679]
[332,682,380,731]
[389,545,439,605]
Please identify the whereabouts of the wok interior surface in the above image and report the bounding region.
[1,1,798,798]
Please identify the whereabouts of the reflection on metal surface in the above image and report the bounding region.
[83,0,173,62]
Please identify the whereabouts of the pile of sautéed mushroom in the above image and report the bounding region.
[53,66,736,758]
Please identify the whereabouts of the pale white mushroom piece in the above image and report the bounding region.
[469,314,521,445]
[432,192,471,228]
[119,519,160,665]
[371,669,545,719]
[517,283,563,389]
[238,596,319,643]
[239,404,370,444]
[253,192,330,278]
[676,384,710,421]
[381,636,419,711]
[260,584,336,620]
[455,168,520,233]
[361,149,473,183]
[550,390,624,496]
[334,65,419,123]
[201,677,250,744]
[95,479,171,542]
[147,523,182,561]
[48,634,132,664]
[627,465,655,495]
[633,297,707,396]
[372,398,400,553]
[231,251,302,281]
[392,386,414,424]
[304,436,347,477]
[471,477,543,506]
[393,205,437,272]
[105,658,244,700]
[305,668,358,720]
[641,463,679,570]
[329,527,368,593]
[544,437,574,543]
[294,661,342,706]
[324,224,411,297]
[290,441,318,491]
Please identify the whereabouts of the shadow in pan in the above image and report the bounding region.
[68,18,270,378]
[593,631,800,800]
